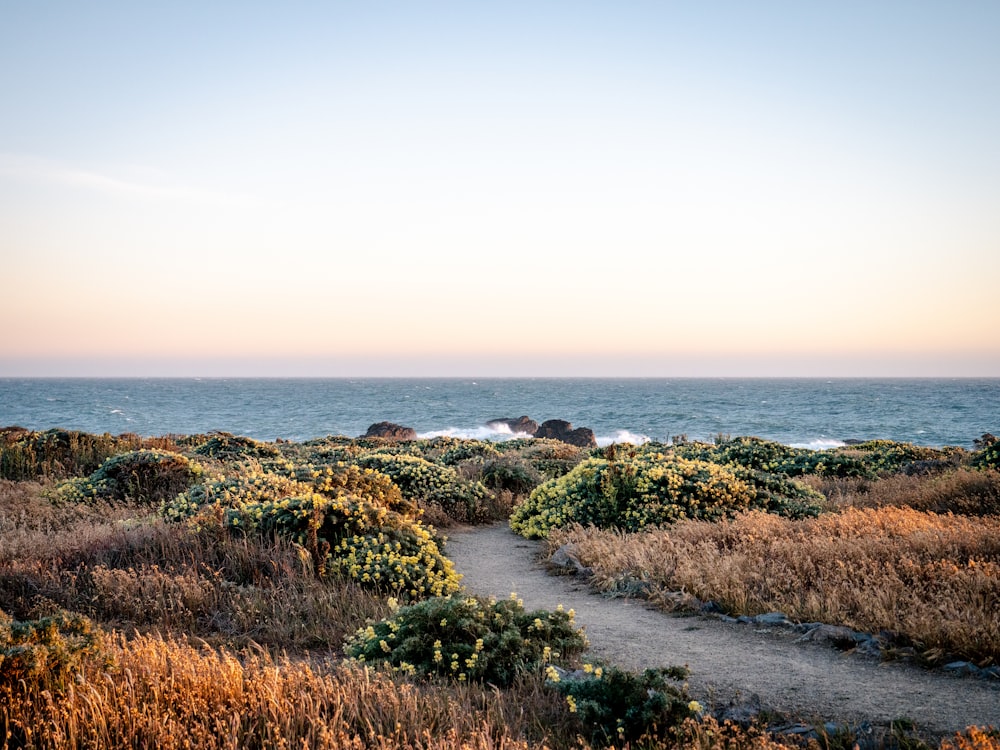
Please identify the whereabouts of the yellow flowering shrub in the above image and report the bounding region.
[354,453,493,523]
[344,594,587,686]
[510,448,821,539]
[53,450,202,506]
[230,493,460,600]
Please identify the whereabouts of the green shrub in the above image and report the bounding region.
[164,463,417,523]
[162,470,310,522]
[510,450,822,539]
[344,595,587,686]
[354,453,494,523]
[0,610,105,688]
[230,493,460,599]
[0,428,147,480]
[551,664,697,747]
[675,437,873,479]
[973,433,1000,472]
[480,457,544,496]
[191,432,280,461]
[54,450,202,505]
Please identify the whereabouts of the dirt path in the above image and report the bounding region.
[445,524,999,738]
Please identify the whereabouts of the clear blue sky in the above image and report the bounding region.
[2,2,998,376]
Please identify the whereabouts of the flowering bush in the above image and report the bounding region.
[510,449,822,538]
[973,433,1000,472]
[230,493,460,599]
[550,664,696,747]
[354,453,493,523]
[344,595,587,686]
[191,432,280,461]
[54,450,202,505]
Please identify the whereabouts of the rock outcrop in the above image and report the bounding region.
[486,416,539,436]
[363,422,417,441]
[534,419,597,448]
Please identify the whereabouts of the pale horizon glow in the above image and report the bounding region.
[2,2,998,377]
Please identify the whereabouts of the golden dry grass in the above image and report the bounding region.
[552,506,1000,664]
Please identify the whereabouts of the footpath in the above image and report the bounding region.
[445,523,999,739]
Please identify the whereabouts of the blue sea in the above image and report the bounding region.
[0,378,997,449]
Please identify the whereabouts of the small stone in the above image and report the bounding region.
[737,615,754,625]
[700,600,724,614]
[719,615,739,624]
[755,612,791,626]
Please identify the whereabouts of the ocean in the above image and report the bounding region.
[0,378,997,449]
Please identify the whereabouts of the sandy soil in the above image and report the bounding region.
[444,523,999,738]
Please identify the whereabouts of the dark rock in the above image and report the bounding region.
[853,635,883,658]
[535,419,597,448]
[797,624,858,649]
[363,422,417,441]
[700,600,724,614]
[943,661,981,676]
[737,615,754,625]
[981,665,1000,679]
[719,615,739,624]
[842,439,866,446]
[754,612,791,626]
[549,544,590,576]
[486,416,539,436]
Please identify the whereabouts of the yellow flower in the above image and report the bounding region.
[688,700,703,714]
[566,695,577,713]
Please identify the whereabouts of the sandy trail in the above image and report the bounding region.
[445,523,999,738]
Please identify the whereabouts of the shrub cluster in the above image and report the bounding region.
[510,449,821,539]
[54,450,202,505]
[230,493,460,599]
[550,664,697,746]
[354,453,493,523]
[190,432,280,461]
[344,594,587,686]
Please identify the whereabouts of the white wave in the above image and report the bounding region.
[596,430,651,447]
[416,426,533,441]
[789,439,846,450]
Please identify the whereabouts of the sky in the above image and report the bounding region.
[1,1,998,377]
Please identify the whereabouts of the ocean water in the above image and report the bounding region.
[0,378,997,449]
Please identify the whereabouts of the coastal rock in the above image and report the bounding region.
[486,416,539,436]
[363,422,417,441]
[534,419,597,448]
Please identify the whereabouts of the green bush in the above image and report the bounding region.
[354,453,494,523]
[552,664,698,747]
[480,456,544,496]
[54,450,202,505]
[972,433,1000,472]
[191,432,280,461]
[0,610,105,688]
[344,595,587,686]
[510,450,822,539]
[0,428,147,480]
[230,493,460,599]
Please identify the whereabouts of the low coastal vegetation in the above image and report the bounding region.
[1,426,998,748]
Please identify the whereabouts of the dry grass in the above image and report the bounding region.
[0,632,570,749]
[0,481,388,651]
[804,469,1000,516]
[1,631,820,750]
[552,506,1000,664]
